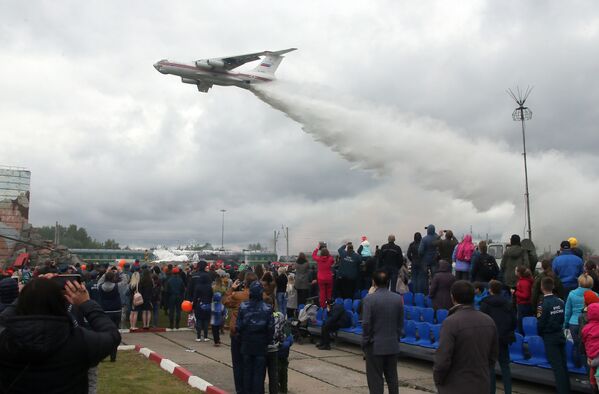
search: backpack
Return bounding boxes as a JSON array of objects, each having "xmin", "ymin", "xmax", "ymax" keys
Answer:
[
  {"xmin": 479, "ymin": 254, "xmax": 498, "ymax": 280},
  {"xmin": 133, "ymin": 284, "xmax": 144, "ymax": 307}
]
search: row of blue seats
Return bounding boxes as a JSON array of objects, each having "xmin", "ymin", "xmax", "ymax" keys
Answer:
[
  {"xmin": 510, "ymin": 334, "xmax": 586, "ymax": 375},
  {"xmin": 403, "ymin": 292, "xmax": 433, "ymax": 308},
  {"xmin": 405, "ymin": 306, "xmax": 448, "ymax": 324}
]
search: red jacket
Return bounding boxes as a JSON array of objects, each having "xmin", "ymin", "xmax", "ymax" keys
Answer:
[
  {"xmin": 514, "ymin": 276, "xmax": 533, "ymax": 305},
  {"xmin": 583, "ymin": 303, "xmax": 599, "ymax": 358},
  {"xmin": 312, "ymin": 248, "xmax": 334, "ymax": 282}
]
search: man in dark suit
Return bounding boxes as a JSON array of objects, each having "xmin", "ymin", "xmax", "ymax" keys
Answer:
[{"xmin": 362, "ymin": 269, "xmax": 404, "ymax": 394}]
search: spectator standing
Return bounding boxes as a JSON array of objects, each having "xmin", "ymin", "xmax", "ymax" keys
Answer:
[
  {"xmin": 261, "ymin": 271, "xmax": 276, "ymax": 306},
  {"xmin": 569, "ymin": 237, "xmax": 584, "ymax": 260},
  {"xmin": 438, "ymin": 230, "xmax": 458, "ymax": 266},
  {"xmin": 430, "ymin": 260, "xmax": 456, "ymax": 310},
  {"xmin": 480, "ymin": 280, "xmax": 517, "ymax": 394},
  {"xmin": 337, "ymin": 242, "xmax": 361, "ymax": 299},
  {"xmin": 312, "ymin": 246, "xmax": 335, "ymax": 307},
  {"xmin": 379, "ymin": 235, "xmax": 404, "ymax": 293},
  {"xmin": 552, "ymin": 240, "xmax": 583, "ymax": 297},
  {"xmin": 236, "ymin": 281, "xmax": 274, "ymax": 394},
  {"xmin": 98, "ymin": 271, "xmax": 122, "ymax": 362},
  {"xmin": 471, "ymin": 241, "xmax": 500, "ymax": 284},
  {"xmin": 317, "ymin": 299, "xmax": 351, "ymax": 350},
  {"xmin": 275, "ymin": 267, "xmax": 288, "ymax": 315},
  {"xmin": 586, "ymin": 260, "xmax": 599, "ymax": 293},
  {"xmin": 293, "ymin": 253, "xmax": 311, "ymax": 306},
  {"xmin": 500, "ymin": 235, "xmax": 529, "ymax": 288},
  {"xmin": 224, "ymin": 271, "xmax": 255, "ymax": 393},
  {"xmin": 453, "ymin": 234, "xmax": 475, "ymax": 281},
  {"xmin": 433, "ymin": 281, "xmax": 498, "ymax": 394},
  {"xmin": 129, "ymin": 271, "xmax": 141, "ymax": 330},
  {"xmin": 266, "ymin": 311, "xmax": 286, "ymax": 394},
  {"xmin": 419, "ymin": 224, "xmax": 440, "ymax": 277},
  {"xmin": 521, "ymin": 238, "xmax": 539, "ymax": 274},
  {"xmin": 514, "ymin": 267, "xmax": 534, "ymax": 334},
  {"xmin": 0, "ymin": 278, "xmax": 121, "ymax": 393},
  {"xmin": 165, "ymin": 267, "xmax": 186, "ymax": 330},
  {"xmin": 138, "ymin": 269, "xmax": 154, "ymax": 330},
  {"xmin": 362, "ymin": 269, "xmax": 404, "ymax": 394},
  {"xmin": 210, "ymin": 292, "xmax": 226, "ymax": 346},
  {"xmin": 408, "ymin": 232, "xmax": 427, "ymax": 294},
  {"xmin": 531, "ymin": 260, "xmax": 565, "ymax": 309},
  {"xmin": 0, "ymin": 277, "xmax": 18, "ymax": 313},
  {"xmin": 536, "ymin": 277, "xmax": 570, "ymax": 394},
  {"xmin": 564, "ymin": 273, "xmax": 596, "ymax": 368},
  {"xmin": 151, "ymin": 266, "xmax": 162, "ymax": 328},
  {"xmin": 193, "ymin": 273, "xmax": 213, "ymax": 342},
  {"xmin": 582, "ymin": 302, "xmax": 599, "ymax": 393},
  {"xmin": 277, "ymin": 331, "xmax": 293, "ymax": 394},
  {"xmin": 286, "ymin": 273, "xmax": 298, "ymax": 318}
]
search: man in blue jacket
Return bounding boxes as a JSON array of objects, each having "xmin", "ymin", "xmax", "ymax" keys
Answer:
[
  {"xmin": 419, "ymin": 225, "xmax": 440, "ymax": 278},
  {"xmin": 553, "ymin": 240, "xmax": 583, "ymax": 297},
  {"xmin": 236, "ymin": 281, "xmax": 274, "ymax": 394},
  {"xmin": 337, "ymin": 243, "xmax": 362, "ymax": 299}
]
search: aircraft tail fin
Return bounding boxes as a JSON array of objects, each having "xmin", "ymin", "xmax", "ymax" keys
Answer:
[{"xmin": 253, "ymin": 48, "xmax": 296, "ymax": 76}]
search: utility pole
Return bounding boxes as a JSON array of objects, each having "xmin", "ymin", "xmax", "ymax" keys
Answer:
[
  {"xmin": 508, "ymin": 86, "xmax": 534, "ymax": 241},
  {"xmin": 54, "ymin": 221, "xmax": 60, "ymax": 245},
  {"xmin": 283, "ymin": 226, "xmax": 289, "ymax": 258},
  {"xmin": 220, "ymin": 209, "xmax": 226, "ymax": 250},
  {"xmin": 274, "ymin": 230, "xmax": 280, "ymax": 255}
]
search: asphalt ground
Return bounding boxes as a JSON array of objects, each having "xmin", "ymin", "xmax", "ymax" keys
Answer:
[{"xmin": 121, "ymin": 329, "xmax": 554, "ymax": 394}]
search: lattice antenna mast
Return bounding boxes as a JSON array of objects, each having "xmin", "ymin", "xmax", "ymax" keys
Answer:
[{"xmin": 507, "ymin": 86, "xmax": 534, "ymax": 241}]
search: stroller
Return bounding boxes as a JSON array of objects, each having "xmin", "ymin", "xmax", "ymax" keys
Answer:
[{"xmin": 290, "ymin": 302, "xmax": 319, "ymax": 344}]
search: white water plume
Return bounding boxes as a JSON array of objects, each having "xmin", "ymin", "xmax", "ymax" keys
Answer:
[{"xmin": 251, "ymin": 81, "xmax": 599, "ymax": 246}]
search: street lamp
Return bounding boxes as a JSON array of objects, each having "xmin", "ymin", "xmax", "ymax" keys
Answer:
[
  {"xmin": 507, "ymin": 86, "xmax": 533, "ymax": 241},
  {"xmin": 220, "ymin": 209, "xmax": 226, "ymax": 250}
]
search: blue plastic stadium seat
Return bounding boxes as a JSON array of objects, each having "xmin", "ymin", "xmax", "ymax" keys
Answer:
[
  {"xmin": 436, "ymin": 309, "xmax": 448, "ymax": 324},
  {"xmin": 565, "ymin": 340, "xmax": 587, "ymax": 374},
  {"xmin": 422, "ymin": 308, "xmax": 435, "ymax": 324},
  {"xmin": 343, "ymin": 299, "xmax": 353, "ymax": 312},
  {"xmin": 414, "ymin": 293, "xmax": 425, "ymax": 308},
  {"xmin": 403, "ymin": 292, "xmax": 414, "ymax": 306},
  {"xmin": 298, "ymin": 304, "xmax": 305, "ymax": 312},
  {"xmin": 412, "ymin": 306, "xmax": 424, "ymax": 322},
  {"xmin": 522, "ymin": 316, "xmax": 538, "ymax": 337},
  {"xmin": 315, "ymin": 308, "xmax": 324, "ymax": 327},
  {"xmin": 352, "ymin": 299, "xmax": 361, "ymax": 312},
  {"xmin": 401, "ymin": 320, "xmax": 418, "ymax": 344},
  {"xmin": 335, "ymin": 298, "xmax": 343, "ymax": 305},
  {"xmin": 340, "ymin": 310, "xmax": 355, "ymax": 333},
  {"xmin": 415, "ymin": 322, "xmax": 432, "ymax": 347},
  {"xmin": 429, "ymin": 324, "xmax": 441, "ymax": 349},
  {"xmin": 360, "ymin": 289, "xmax": 368, "ymax": 299},
  {"xmin": 509, "ymin": 333, "xmax": 525, "ymax": 362},
  {"xmin": 513, "ymin": 335, "xmax": 549, "ymax": 366},
  {"xmin": 425, "ymin": 296, "xmax": 433, "ymax": 308}
]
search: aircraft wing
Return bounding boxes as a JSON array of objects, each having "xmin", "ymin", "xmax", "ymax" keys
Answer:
[{"xmin": 209, "ymin": 48, "xmax": 297, "ymax": 70}]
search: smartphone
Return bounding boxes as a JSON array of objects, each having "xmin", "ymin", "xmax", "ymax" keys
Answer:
[{"xmin": 52, "ymin": 274, "xmax": 82, "ymax": 287}]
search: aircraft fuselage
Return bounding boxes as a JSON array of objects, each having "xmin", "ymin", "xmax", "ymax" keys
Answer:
[{"xmin": 153, "ymin": 59, "xmax": 272, "ymax": 89}]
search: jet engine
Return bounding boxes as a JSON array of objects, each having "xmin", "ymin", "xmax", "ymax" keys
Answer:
[
  {"xmin": 195, "ymin": 58, "xmax": 225, "ymax": 69},
  {"xmin": 181, "ymin": 78, "xmax": 198, "ymax": 84}
]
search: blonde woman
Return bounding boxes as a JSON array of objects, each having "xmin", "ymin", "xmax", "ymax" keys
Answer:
[
  {"xmin": 129, "ymin": 270, "xmax": 141, "ymax": 329},
  {"xmin": 286, "ymin": 273, "xmax": 298, "ymax": 318}
]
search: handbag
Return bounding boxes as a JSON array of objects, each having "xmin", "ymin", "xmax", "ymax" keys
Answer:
[{"xmin": 133, "ymin": 284, "xmax": 144, "ymax": 307}]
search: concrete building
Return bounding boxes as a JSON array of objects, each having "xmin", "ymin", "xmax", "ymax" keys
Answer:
[{"xmin": 0, "ymin": 166, "xmax": 31, "ymax": 262}]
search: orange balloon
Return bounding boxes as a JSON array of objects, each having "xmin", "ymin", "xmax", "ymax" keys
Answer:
[
  {"xmin": 81, "ymin": 264, "xmax": 87, "ymax": 271},
  {"xmin": 118, "ymin": 259, "xmax": 126, "ymax": 268},
  {"xmin": 181, "ymin": 300, "xmax": 193, "ymax": 313}
]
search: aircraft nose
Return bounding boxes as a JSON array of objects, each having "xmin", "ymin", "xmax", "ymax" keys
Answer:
[{"xmin": 153, "ymin": 62, "xmax": 161, "ymax": 71}]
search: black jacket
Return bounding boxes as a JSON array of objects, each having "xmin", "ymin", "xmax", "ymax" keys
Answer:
[
  {"xmin": 0, "ymin": 300, "xmax": 121, "ymax": 394},
  {"xmin": 186, "ymin": 271, "xmax": 212, "ymax": 301},
  {"xmin": 471, "ymin": 253, "xmax": 499, "ymax": 283},
  {"xmin": 480, "ymin": 294, "xmax": 516, "ymax": 346},
  {"xmin": 379, "ymin": 242, "xmax": 403, "ymax": 272}
]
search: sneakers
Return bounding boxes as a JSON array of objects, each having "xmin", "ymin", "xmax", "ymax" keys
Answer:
[
  {"xmin": 203, "ymin": 338, "xmax": 211, "ymax": 342},
  {"xmin": 196, "ymin": 337, "xmax": 202, "ymax": 342}
]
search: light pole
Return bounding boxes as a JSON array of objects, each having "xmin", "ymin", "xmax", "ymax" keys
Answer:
[
  {"xmin": 508, "ymin": 86, "xmax": 533, "ymax": 240},
  {"xmin": 220, "ymin": 209, "xmax": 226, "ymax": 250}
]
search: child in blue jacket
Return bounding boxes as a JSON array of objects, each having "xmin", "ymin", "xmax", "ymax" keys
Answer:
[{"xmin": 210, "ymin": 292, "xmax": 227, "ymax": 346}]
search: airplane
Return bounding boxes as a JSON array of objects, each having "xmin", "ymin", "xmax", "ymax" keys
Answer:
[{"xmin": 153, "ymin": 48, "xmax": 297, "ymax": 93}]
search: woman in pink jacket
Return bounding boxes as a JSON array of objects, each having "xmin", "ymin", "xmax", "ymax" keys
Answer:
[
  {"xmin": 582, "ymin": 302, "xmax": 599, "ymax": 391},
  {"xmin": 312, "ymin": 246, "xmax": 334, "ymax": 307}
]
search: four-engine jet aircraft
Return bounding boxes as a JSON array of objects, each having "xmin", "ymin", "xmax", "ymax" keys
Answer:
[{"xmin": 154, "ymin": 48, "xmax": 297, "ymax": 93}]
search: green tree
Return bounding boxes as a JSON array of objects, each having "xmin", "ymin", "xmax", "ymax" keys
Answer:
[
  {"xmin": 248, "ymin": 243, "xmax": 263, "ymax": 251},
  {"xmin": 34, "ymin": 224, "xmax": 121, "ymax": 249}
]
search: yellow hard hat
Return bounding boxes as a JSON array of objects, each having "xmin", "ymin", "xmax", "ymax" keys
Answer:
[{"xmin": 568, "ymin": 237, "xmax": 578, "ymax": 248}]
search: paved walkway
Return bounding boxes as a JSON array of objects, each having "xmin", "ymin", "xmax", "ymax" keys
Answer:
[{"xmin": 121, "ymin": 329, "xmax": 552, "ymax": 394}]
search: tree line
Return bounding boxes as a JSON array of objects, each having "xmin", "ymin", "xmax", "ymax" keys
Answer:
[{"xmin": 35, "ymin": 224, "xmax": 121, "ymax": 249}]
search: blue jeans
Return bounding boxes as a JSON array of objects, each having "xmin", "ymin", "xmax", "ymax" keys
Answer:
[
  {"xmin": 276, "ymin": 292, "xmax": 287, "ymax": 315},
  {"xmin": 243, "ymin": 354, "xmax": 267, "ymax": 394},
  {"xmin": 570, "ymin": 324, "xmax": 583, "ymax": 369}
]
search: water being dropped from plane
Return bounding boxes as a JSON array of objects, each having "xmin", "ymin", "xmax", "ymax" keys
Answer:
[{"xmin": 251, "ymin": 81, "xmax": 599, "ymax": 243}]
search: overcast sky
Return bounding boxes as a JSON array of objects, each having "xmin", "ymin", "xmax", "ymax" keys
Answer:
[{"xmin": 1, "ymin": 1, "xmax": 598, "ymax": 253}]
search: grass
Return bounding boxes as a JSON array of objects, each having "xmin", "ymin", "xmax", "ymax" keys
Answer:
[{"xmin": 97, "ymin": 350, "xmax": 198, "ymax": 394}]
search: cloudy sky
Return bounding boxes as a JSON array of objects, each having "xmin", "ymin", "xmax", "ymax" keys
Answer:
[{"xmin": 1, "ymin": 1, "xmax": 598, "ymax": 253}]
